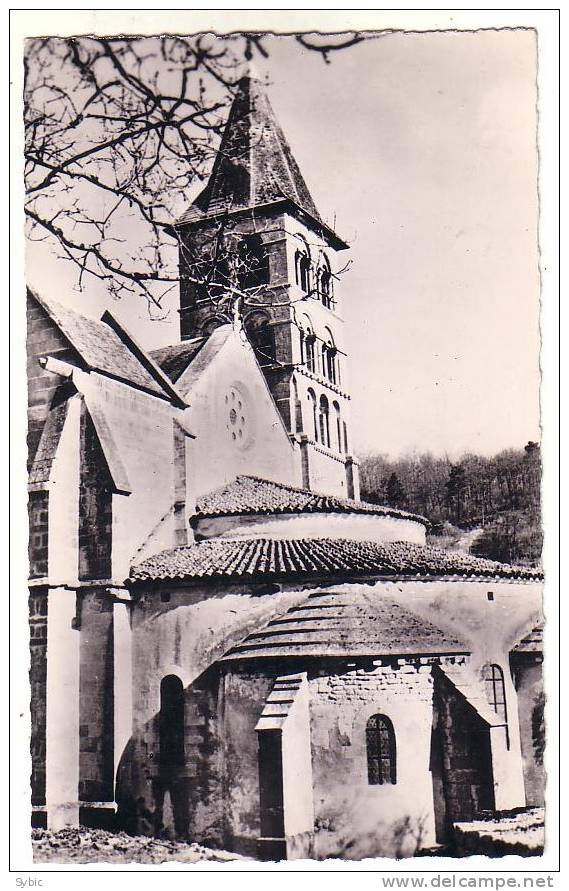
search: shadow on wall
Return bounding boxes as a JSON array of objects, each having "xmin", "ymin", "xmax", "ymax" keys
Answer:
[
  {"xmin": 313, "ymin": 792, "xmax": 430, "ymax": 860},
  {"xmin": 114, "ymin": 666, "xmax": 226, "ymax": 847}
]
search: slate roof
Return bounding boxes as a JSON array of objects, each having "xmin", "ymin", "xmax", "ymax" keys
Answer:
[
  {"xmin": 176, "ymin": 75, "xmax": 346, "ymax": 247},
  {"xmin": 129, "ymin": 537, "xmax": 542, "ymax": 584},
  {"xmin": 220, "ymin": 589, "xmax": 468, "ymax": 660},
  {"xmin": 195, "ymin": 475, "xmax": 430, "ymax": 526},
  {"xmin": 30, "ymin": 290, "xmax": 177, "ymax": 401},
  {"xmin": 151, "ymin": 326, "xmax": 232, "ymax": 392},
  {"xmin": 511, "ymin": 623, "xmax": 544, "ymax": 654},
  {"xmin": 150, "ymin": 338, "xmax": 207, "ymax": 384}
]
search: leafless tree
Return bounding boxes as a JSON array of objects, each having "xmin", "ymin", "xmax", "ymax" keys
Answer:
[{"xmin": 24, "ymin": 32, "xmax": 378, "ymax": 316}]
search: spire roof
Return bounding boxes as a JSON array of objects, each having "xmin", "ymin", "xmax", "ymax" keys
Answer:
[{"xmin": 177, "ymin": 75, "xmax": 345, "ymax": 246}]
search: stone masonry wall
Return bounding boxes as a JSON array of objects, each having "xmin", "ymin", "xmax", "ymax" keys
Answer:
[
  {"xmin": 28, "ymin": 490, "xmax": 49, "ymax": 579},
  {"xmin": 78, "ymin": 589, "xmax": 115, "ymax": 806},
  {"xmin": 179, "ymin": 211, "xmax": 290, "ymax": 342},
  {"xmin": 433, "ymin": 670, "xmax": 495, "ymax": 834},
  {"xmin": 29, "ymin": 588, "xmax": 48, "ymax": 815},
  {"xmin": 78, "ymin": 410, "xmax": 113, "ymax": 581},
  {"xmin": 308, "ymin": 660, "xmax": 438, "ymax": 860}
]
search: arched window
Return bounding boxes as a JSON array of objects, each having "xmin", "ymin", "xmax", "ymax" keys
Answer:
[
  {"xmin": 295, "ymin": 238, "xmax": 311, "ymax": 295},
  {"xmin": 291, "ymin": 377, "xmax": 302, "ymax": 434},
  {"xmin": 300, "ymin": 321, "xmax": 316, "ymax": 373},
  {"xmin": 319, "ymin": 394, "xmax": 330, "ymax": 448},
  {"xmin": 322, "ymin": 328, "xmax": 337, "ymax": 384},
  {"xmin": 307, "ymin": 389, "xmax": 318, "ymax": 441},
  {"xmin": 159, "ymin": 675, "xmax": 185, "ymax": 768},
  {"xmin": 482, "ymin": 664, "xmax": 507, "ymax": 722},
  {"xmin": 321, "ymin": 342, "xmax": 328, "ymax": 379},
  {"xmin": 317, "ymin": 254, "xmax": 333, "ymax": 308},
  {"xmin": 343, "ymin": 421, "xmax": 349, "ymax": 455},
  {"xmin": 245, "ymin": 312, "xmax": 275, "ymax": 367},
  {"xmin": 333, "ymin": 401, "xmax": 342, "ymax": 453},
  {"xmin": 366, "ymin": 714, "xmax": 396, "ymax": 785},
  {"xmin": 237, "ymin": 234, "xmax": 269, "ymax": 289}
]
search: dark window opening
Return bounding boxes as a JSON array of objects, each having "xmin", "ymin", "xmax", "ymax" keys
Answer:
[
  {"xmin": 238, "ymin": 234, "xmax": 270, "ymax": 289},
  {"xmin": 366, "ymin": 714, "xmax": 396, "ymax": 785},
  {"xmin": 322, "ymin": 344, "xmax": 337, "ymax": 384},
  {"xmin": 304, "ymin": 333, "xmax": 316, "ymax": 373},
  {"xmin": 245, "ymin": 312, "xmax": 275, "ymax": 367},
  {"xmin": 196, "ymin": 254, "xmax": 231, "ymax": 302},
  {"xmin": 317, "ymin": 257, "xmax": 333, "ymax": 308},
  {"xmin": 318, "ymin": 395, "xmax": 330, "ymax": 448},
  {"xmin": 159, "ymin": 675, "xmax": 185, "ymax": 768},
  {"xmin": 333, "ymin": 401, "xmax": 342, "ymax": 453},
  {"xmin": 295, "ymin": 250, "xmax": 311, "ymax": 294}
]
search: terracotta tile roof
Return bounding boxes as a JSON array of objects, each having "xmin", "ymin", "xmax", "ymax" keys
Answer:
[
  {"xmin": 221, "ymin": 590, "xmax": 468, "ymax": 660},
  {"xmin": 511, "ymin": 623, "xmax": 544, "ymax": 654},
  {"xmin": 195, "ymin": 475, "xmax": 430, "ymax": 526},
  {"xmin": 129, "ymin": 537, "xmax": 542, "ymax": 584},
  {"xmin": 150, "ymin": 338, "xmax": 207, "ymax": 383},
  {"xmin": 30, "ymin": 290, "xmax": 172, "ymax": 399}
]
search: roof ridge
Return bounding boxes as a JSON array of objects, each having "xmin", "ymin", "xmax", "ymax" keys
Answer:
[{"xmin": 196, "ymin": 474, "xmax": 430, "ymax": 526}]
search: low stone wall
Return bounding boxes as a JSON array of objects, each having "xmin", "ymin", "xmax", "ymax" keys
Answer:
[{"xmin": 453, "ymin": 808, "xmax": 544, "ymax": 857}]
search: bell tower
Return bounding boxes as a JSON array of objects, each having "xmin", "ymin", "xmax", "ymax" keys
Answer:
[{"xmin": 173, "ymin": 73, "xmax": 359, "ymax": 499}]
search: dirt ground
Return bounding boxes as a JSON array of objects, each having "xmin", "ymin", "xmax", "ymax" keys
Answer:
[{"xmin": 32, "ymin": 827, "xmax": 245, "ymax": 864}]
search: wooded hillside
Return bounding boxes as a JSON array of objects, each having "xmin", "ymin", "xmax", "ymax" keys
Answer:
[{"xmin": 359, "ymin": 442, "xmax": 542, "ymax": 566}]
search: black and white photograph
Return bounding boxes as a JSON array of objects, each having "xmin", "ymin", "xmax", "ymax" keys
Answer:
[{"xmin": 11, "ymin": 9, "xmax": 559, "ymax": 873}]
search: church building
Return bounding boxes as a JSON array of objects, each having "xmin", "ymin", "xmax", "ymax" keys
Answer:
[{"xmin": 27, "ymin": 73, "xmax": 544, "ymax": 860}]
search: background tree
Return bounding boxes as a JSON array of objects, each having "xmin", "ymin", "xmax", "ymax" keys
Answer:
[
  {"xmin": 359, "ymin": 442, "xmax": 542, "ymax": 566},
  {"xmin": 385, "ymin": 472, "xmax": 407, "ymax": 508}
]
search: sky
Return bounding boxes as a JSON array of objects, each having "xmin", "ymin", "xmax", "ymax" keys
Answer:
[{"xmin": 25, "ymin": 29, "xmax": 542, "ymax": 460}]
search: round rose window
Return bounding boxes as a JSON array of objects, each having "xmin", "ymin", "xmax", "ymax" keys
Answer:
[{"xmin": 224, "ymin": 386, "xmax": 250, "ymax": 447}]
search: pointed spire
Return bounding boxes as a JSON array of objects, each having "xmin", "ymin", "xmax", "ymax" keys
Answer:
[{"xmin": 181, "ymin": 73, "xmax": 323, "ymax": 225}]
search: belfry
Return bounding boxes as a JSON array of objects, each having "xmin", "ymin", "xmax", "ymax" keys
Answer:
[{"xmin": 173, "ymin": 73, "xmax": 359, "ymax": 498}]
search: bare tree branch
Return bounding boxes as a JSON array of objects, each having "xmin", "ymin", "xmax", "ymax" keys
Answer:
[{"xmin": 24, "ymin": 32, "xmax": 376, "ymax": 311}]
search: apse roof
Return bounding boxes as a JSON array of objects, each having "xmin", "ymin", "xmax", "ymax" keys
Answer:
[
  {"xmin": 220, "ymin": 589, "xmax": 469, "ymax": 660},
  {"xmin": 194, "ymin": 475, "xmax": 430, "ymax": 526},
  {"xmin": 129, "ymin": 536, "xmax": 542, "ymax": 584}
]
